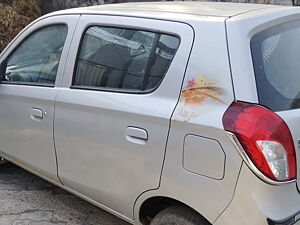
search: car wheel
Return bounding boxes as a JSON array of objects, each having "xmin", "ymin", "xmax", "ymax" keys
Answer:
[{"xmin": 150, "ymin": 206, "xmax": 210, "ymax": 225}]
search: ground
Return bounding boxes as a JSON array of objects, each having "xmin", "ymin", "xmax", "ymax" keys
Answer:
[{"xmin": 0, "ymin": 163, "xmax": 130, "ymax": 225}]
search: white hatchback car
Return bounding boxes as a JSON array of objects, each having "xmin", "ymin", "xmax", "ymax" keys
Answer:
[{"xmin": 0, "ymin": 2, "xmax": 300, "ymax": 225}]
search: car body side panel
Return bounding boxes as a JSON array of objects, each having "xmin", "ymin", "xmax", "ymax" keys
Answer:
[
  {"xmin": 214, "ymin": 163, "xmax": 300, "ymax": 225},
  {"xmin": 54, "ymin": 15, "xmax": 194, "ymax": 219},
  {"xmin": 0, "ymin": 15, "xmax": 79, "ymax": 182},
  {"xmin": 135, "ymin": 18, "xmax": 242, "ymax": 224},
  {"xmin": 226, "ymin": 7, "xmax": 300, "ymax": 104},
  {"xmin": 1, "ymin": 5, "xmax": 300, "ymax": 225}
]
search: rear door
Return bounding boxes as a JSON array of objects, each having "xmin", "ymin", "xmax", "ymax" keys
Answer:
[
  {"xmin": 0, "ymin": 15, "xmax": 79, "ymax": 182},
  {"xmin": 54, "ymin": 15, "xmax": 194, "ymax": 218}
]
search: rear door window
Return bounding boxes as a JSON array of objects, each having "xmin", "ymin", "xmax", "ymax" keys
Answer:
[
  {"xmin": 251, "ymin": 20, "xmax": 300, "ymax": 111},
  {"xmin": 73, "ymin": 26, "xmax": 180, "ymax": 92}
]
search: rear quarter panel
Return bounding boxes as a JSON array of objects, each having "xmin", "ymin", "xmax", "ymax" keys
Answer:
[
  {"xmin": 226, "ymin": 6, "xmax": 300, "ymax": 194},
  {"xmin": 135, "ymin": 17, "xmax": 243, "ymax": 224},
  {"xmin": 226, "ymin": 7, "xmax": 300, "ymax": 103}
]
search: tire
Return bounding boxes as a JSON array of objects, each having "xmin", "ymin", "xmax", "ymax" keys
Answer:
[{"xmin": 150, "ymin": 206, "xmax": 210, "ymax": 225}]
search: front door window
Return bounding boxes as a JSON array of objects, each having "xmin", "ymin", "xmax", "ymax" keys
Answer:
[{"xmin": 1, "ymin": 25, "xmax": 68, "ymax": 85}]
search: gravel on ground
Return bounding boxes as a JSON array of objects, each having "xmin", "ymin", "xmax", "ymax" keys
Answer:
[{"xmin": 0, "ymin": 163, "xmax": 130, "ymax": 225}]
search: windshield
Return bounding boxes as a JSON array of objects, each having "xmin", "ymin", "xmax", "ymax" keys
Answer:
[{"xmin": 251, "ymin": 20, "xmax": 300, "ymax": 111}]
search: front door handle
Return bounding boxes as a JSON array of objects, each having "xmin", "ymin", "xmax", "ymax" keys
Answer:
[
  {"xmin": 126, "ymin": 127, "xmax": 148, "ymax": 145},
  {"xmin": 31, "ymin": 108, "xmax": 43, "ymax": 120}
]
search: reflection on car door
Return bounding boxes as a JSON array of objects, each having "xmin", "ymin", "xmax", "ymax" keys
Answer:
[
  {"xmin": 54, "ymin": 15, "xmax": 194, "ymax": 219},
  {"xmin": 0, "ymin": 15, "xmax": 79, "ymax": 182}
]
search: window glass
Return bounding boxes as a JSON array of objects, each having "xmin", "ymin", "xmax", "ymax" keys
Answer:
[
  {"xmin": 2, "ymin": 25, "xmax": 68, "ymax": 85},
  {"xmin": 147, "ymin": 34, "xmax": 180, "ymax": 90},
  {"xmin": 74, "ymin": 26, "xmax": 179, "ymax": 91},
  {"xmin": 251, "ymin": 20, "xmax": 300, "ymax": 111}
]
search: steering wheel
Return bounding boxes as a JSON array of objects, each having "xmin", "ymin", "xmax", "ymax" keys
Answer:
[{"xmin": 5, "ymin": 72, "xmax": 23, "ymax": 82}]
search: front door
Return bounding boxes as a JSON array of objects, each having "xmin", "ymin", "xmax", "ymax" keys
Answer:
[
  {"xmin": 54, "ymin": 15, "xmax": 194, "ymax": 218},
  {"xmin": 0, "ymin": 15, "xmax": 79, "ymax": 182}
]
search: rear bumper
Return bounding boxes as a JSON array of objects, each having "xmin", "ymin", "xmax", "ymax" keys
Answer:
[
  {"xmin": 214, "ymin": 163, "xmax": 300, "ymax": 225},
  {"xmin": 267, "ymin": 213, "xmax": 300, "ymax": 225}
]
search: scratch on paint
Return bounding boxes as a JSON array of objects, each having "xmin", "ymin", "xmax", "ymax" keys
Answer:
[
  {"xmin": 177, "ymin": 74, "xmax": 225, "ymax": 122},
  {"xmin": 180, "ymin": 75, "xmax": 225, "ymax": 105}
]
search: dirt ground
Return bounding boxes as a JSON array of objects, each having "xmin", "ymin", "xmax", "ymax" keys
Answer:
[{"xmin": 0, "ymin": 162, "xmax": 130, "ymax": 225}]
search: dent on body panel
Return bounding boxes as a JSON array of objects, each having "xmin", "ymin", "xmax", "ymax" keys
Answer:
[{"xmin": 175, "ymin": 74, "xmax": 227, "ymax": 122}]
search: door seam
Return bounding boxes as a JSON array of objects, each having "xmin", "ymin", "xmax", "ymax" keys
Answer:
[{"xmin": 53, "ymin": 14, "xmax": 82, "ymax": 185}]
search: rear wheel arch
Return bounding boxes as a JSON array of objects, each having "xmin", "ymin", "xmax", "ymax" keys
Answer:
[{"xmin": 138, "ymin": 196, "xmax": 211, "ymax": 225}]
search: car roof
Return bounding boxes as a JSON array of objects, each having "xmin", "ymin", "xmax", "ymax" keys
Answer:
[{"xmin": 51, "ymin": 2, "xmax": 284, "ymax": 18}]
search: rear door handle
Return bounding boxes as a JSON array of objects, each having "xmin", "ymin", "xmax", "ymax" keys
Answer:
[
  {"xmin": 126, "ymin": 127, "xmax": 148, "ymax": 144},
  {"xmin": 31, "ymin": 108, "xmax": 43, "ymax": 120}
]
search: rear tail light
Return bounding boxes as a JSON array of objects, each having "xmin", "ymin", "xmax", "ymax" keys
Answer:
[{"xmin": 223, "ymin": 101, "xmax": 296, "ymax": 182}]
